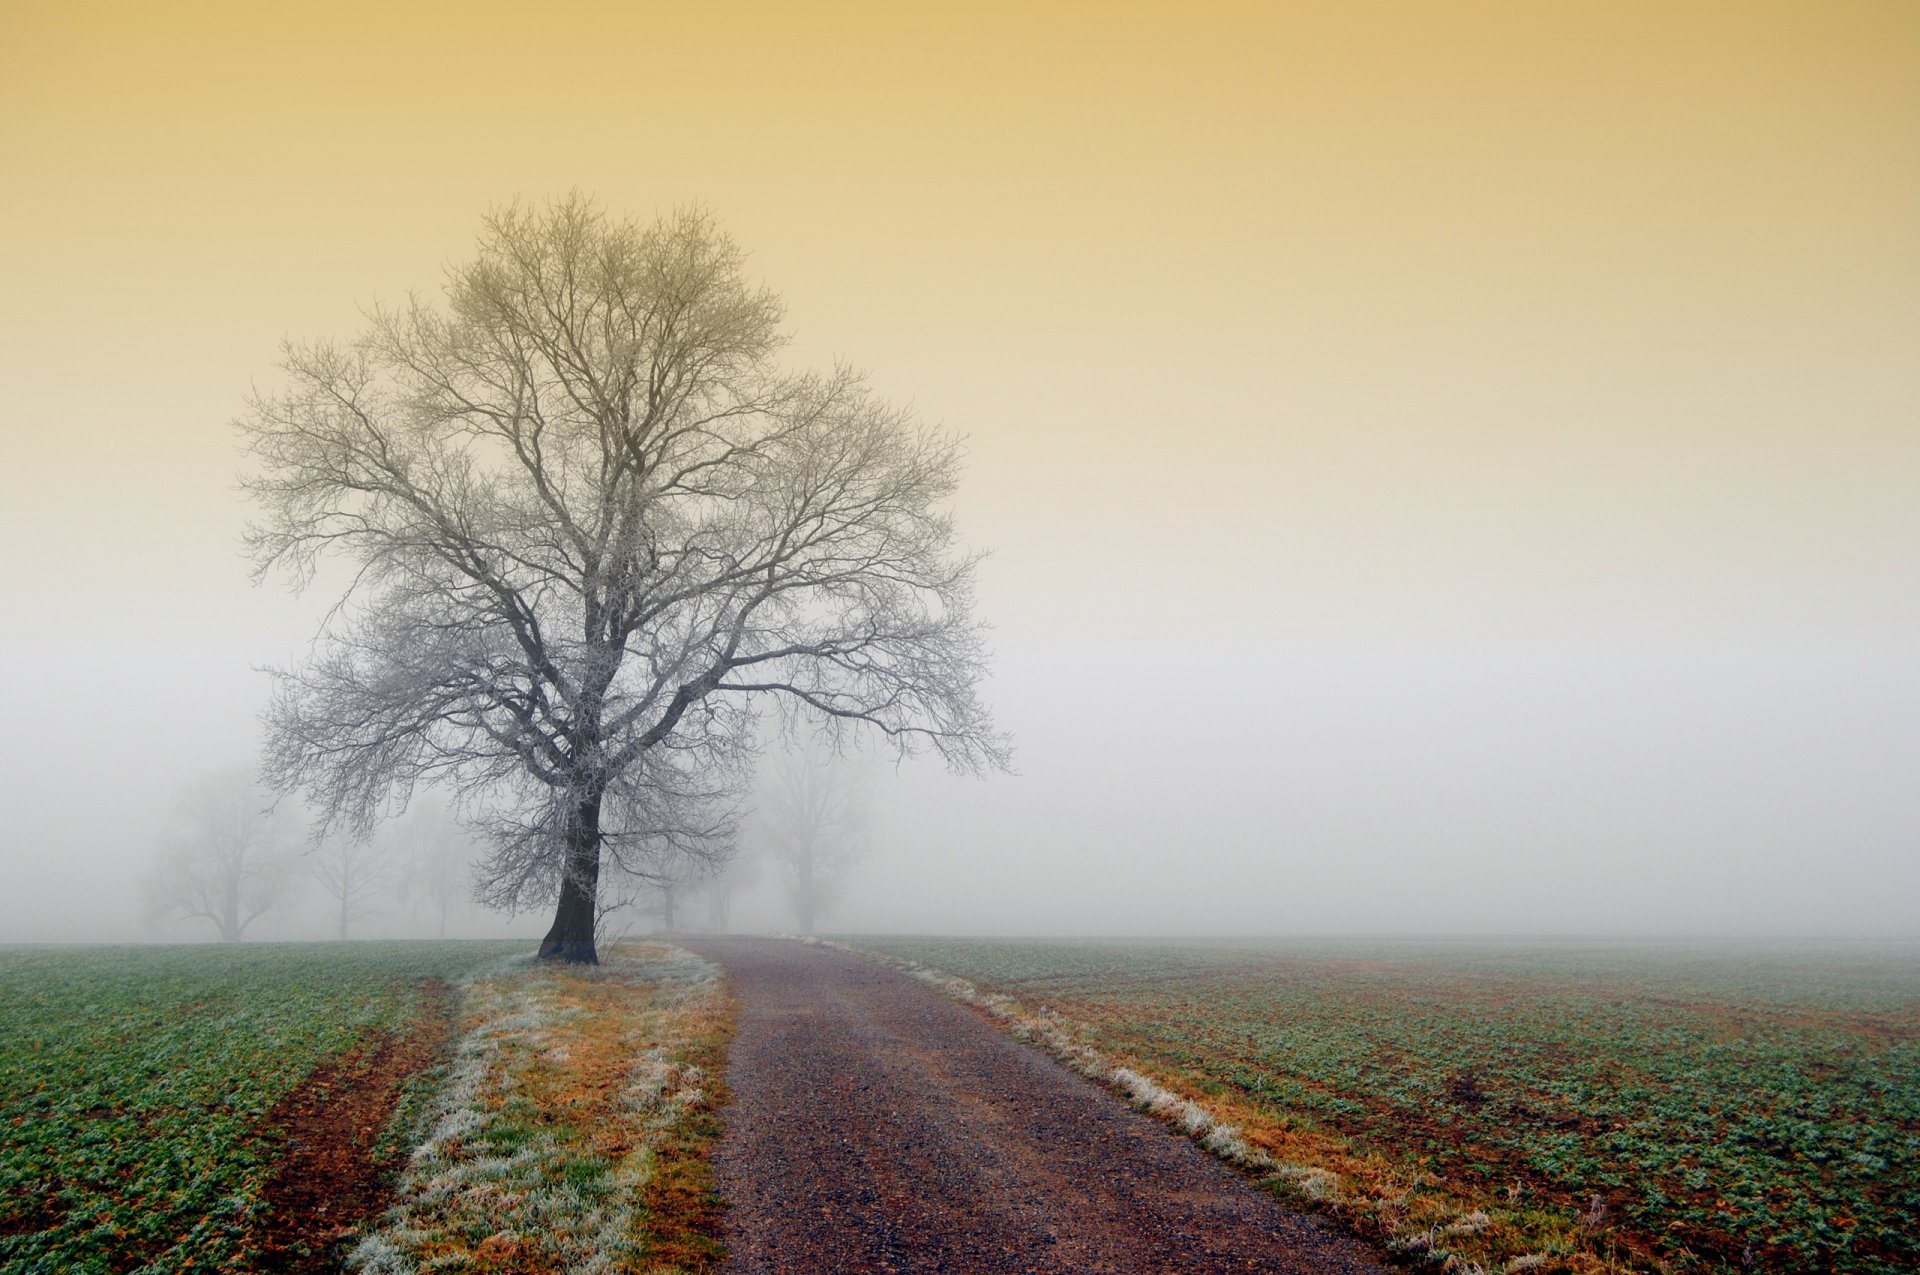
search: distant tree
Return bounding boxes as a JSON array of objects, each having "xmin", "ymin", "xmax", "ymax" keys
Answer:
[
  {"xmin": 650, "ymin": 850, "xmax": 697, "ymax": 934},
  {"xmin": 240, "ymin": 195, "xmax": 1007, "ymax": 963},
  {"xmin": 395, "ymin": 800, "xmax": 470, "ymax": 939},
  {"xmin": 144, "ymin": 769, "xmax": 297, "ymax": 941},
  {"xmin": 649, "ymin": 871, "xmax": 690, "ymax": 935},
  {"xmin": 601, "ymin": 835, "xmax": 717, "ymax": 936},
  {"xmin": 762, "ymin": 742, "xmax": 873, "ymax": 935},
  {"xmin": 699, "ymin": 841, "xmax": 761, "ymax": 932},
  {"xmin": 310, "ymin": 835, "xmax": 386, "ymax": 940}
]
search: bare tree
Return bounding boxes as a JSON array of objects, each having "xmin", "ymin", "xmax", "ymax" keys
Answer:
[
  {"xmin": 699, "ymin": 841, "xmax": 761, "ymax": 932},
  {"xmin": 310, "ymin": 834, "xmax": 386, "ymax": 939},
  {"xmin": 762, "ymin": 741, "xmax": 873, "ymax": 935},
  {"xmin": 144, "ymin": 769, "xmax": 297, "ymax": 941},
  {"xmin": 595, "ymin": 828, "xmax": 719, "ymax": 935},
  {"xmin": 241, "ymin": 196, "xmax": 1007, "ymax": 962},
  {"xmin": 395, "ymin": 799, "xmax": 470, "ymax": 939},
  {"xmin": 644, "ymin": 865, "xmax": 694, "ymax": 934}
]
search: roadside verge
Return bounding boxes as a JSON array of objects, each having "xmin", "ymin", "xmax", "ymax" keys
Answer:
[
  {"xmin": 811, "ymin": 938, "xmax": 1607, "ymax": 1275},
  {"xmin": 349, "ymin": 944, "xmax": 733, "ymax": 1275}
]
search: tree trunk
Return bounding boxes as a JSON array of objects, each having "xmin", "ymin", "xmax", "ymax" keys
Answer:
[
  {"xmin": 538, "ymin": 790, "xmax": 603, "ymax": 963},
  {"xmin": 661, "ymin": 883, "xmax": 677, "ymax": 934}
]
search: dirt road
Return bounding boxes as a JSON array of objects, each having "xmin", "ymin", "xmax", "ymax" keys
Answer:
[{"xmin": 685, "ymin": 938, "xmax": 1389, "ymax": 1275}]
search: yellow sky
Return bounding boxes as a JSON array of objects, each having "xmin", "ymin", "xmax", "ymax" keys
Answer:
[
  {"xmin": 3, "ymin": 0, "xmax": 1915, "ymax": 660},
  {"xmin": 1, "ymin": 1, "xmax": 1916, "ymax": 935},
  {"xmin": 4, "ymin": 1, "xmax": 1913, "ymax": 533}
]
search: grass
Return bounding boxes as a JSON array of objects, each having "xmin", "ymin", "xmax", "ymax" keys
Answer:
[
  {"xmin": 349, "ymin": 942, "xmax": 733, "ymax": 1275},
  {"xmin": 0, "ymin": 940, "xmax": 524, "ymax": 1274},
  {"xmin": 841, "ymin": 937, "xmax": 1920, "ymax": 1275},
  {"xmin": 0, "ymin": 939, "xmax": 734, "ymax": 1275}
]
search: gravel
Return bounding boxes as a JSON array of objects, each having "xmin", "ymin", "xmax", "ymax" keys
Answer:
[{"xmin": 686, "ymin": 938, "xmax": 1391, "ymax": 1275}]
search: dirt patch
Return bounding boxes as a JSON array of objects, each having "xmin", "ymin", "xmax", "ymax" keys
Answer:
[
  {"xmin": 253, "ymin": 979, "xmax": 457, "ymax": 1274},
  {"xmin": 0, "ymin": 1196, "xmax": 61, "ymax": 1242}
]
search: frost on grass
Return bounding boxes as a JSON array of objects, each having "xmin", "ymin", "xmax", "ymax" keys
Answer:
[{"xmin": 350, "ymin": 945, "xmax": 726, "ymax": 1274}]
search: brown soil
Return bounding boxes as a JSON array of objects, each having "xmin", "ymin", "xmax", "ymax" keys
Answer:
[
  {"xmin": 686, "ymin": 939, "xmax": 1391, "ymax": 1275},
  {"xmin": 253, "ymin": 979, "xmax": 457, "ymax": 1274}
]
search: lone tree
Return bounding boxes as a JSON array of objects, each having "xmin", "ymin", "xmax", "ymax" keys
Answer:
[
  {"xmin": 144, "ymin": 769, "xmax": 298, "ymax": 942},
  {"xmin": 762, "ymin": 741, "xmax": 874, "ymax": 935},
  {"xmin": 242, "ymin": 196, "xmax": 1007, "ymax": 962}
]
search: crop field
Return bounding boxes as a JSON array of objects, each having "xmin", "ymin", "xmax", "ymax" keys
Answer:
[
  {"xmin": 852, "ymin": 938, "xmax": 1920, "ymax": 1274},
  {"xmin": 1, "ymin": 939, "xmax": 731, "ymax": 1275},
  {"xmin": 0, "ymin": 940, "xmax": 528, "ymax": 1273}
]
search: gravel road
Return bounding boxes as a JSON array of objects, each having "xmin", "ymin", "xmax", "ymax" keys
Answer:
[{"xmin": 684, "ymin": 938, "xmax": 1390, "ymax": 1275}]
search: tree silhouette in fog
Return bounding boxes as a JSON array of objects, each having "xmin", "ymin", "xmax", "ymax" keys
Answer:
[{"xmin": 241, "ymin": 196, "xmax": 1007, "ymax": 961}]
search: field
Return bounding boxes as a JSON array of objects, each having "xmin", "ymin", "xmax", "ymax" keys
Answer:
[
  {"xmin": 851, "ymin": 938, "xmax": 1920, "ymax": 1274},
  {"xmin": 9, "ymin": 936, "xmax": 1913, "ymax": 1274},
  {"xmin": 0, "ymin": 940, "xmax": 730, "ymax": 1275}
]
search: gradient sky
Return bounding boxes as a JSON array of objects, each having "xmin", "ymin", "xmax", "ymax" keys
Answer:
[{"xmin": 2, "ymin": 1, "xmax": 1915, "ymax": 940}]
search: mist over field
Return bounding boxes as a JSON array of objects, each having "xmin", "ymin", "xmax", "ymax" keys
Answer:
[{"xmin": 2, "ymin": 1, "xmax": 1916, "ymax": 946}]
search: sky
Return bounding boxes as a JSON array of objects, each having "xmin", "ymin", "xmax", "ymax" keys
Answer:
[{"xmin": 1, "ymin": 0, "xmax": 1915, "ymax": 941}]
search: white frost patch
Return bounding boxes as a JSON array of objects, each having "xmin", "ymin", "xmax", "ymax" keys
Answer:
[{"xmin": 1393, "ymin": 1210, "xmax": 1499, "ymax": 1263}]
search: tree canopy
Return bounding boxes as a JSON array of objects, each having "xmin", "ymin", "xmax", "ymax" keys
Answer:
[{"xmin": 242, "ymin": 196, "xmax": 1007, "ymax": 960}]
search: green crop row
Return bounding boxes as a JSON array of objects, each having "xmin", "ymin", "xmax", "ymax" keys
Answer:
[{"xmin": 0, "ymin": 941, "xmax": 525, "ymax": 1274}]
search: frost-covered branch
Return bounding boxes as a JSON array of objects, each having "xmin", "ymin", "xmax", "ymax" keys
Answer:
[{"xmin": 240, "ymin": 195, "xmax": 1009, "ymax": 960}]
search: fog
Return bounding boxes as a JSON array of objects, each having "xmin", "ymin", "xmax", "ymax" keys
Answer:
[{"xmin": 2, "ymin": 2, "xmax": 1915, "ymax": 944}]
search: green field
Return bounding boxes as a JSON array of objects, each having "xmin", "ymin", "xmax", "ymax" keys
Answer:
[
  {"xmin": 9, "ymin": 937, "xmax": 1915, "ymax": 1274},
  {"xmin": 0, "ymin": 941, "xmax": 525, "ymax": 1274},
  {"xmin": 852, "ymin": 937, "xmax": 1920, "ymax": 1274}
]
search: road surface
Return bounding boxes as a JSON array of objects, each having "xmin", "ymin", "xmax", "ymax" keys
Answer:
[{"xmin": 684, "ymin": 938, "xmax": 1389, "ymax": 1275}]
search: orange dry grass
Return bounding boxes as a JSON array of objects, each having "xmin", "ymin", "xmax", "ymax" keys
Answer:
[
  {"xmin": 634, "ymin": 985, "xmax": 734, "ymax": 1274},
  {"xmin": 391, "ymin": 944, "xmax": 734, "ymax": 1275},
  {"xmin": 847, "ymin": 941, "xmax": 1657, "ymax": 1275},
  {"xmin": 1092, "ymin": 1044, "xmax": 1645, "ymax": 1275}
]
